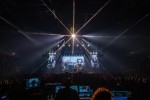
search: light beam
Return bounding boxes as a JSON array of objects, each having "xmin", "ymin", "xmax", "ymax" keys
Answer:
[
  {"xmin": 72, "ymin": 34, "xmax": 76, "ymax": 38},
  {"xmin": 40, "ymin": 0, "xmax": 72, "ymax": 34},
  {"xmin": 75, "ymin": 0, "xmax": 112, "ymax": 35},
  {"xmin": 102, "ymin": 13, "xmax": 149, "ymax": 50},
  {"xmin": 73, "ymin": 0, "xmax": 75, "ymax": 34},
  {"xmin": 0, "ymin": 16, "xmax": 39, "ymax": 46},
  {"xmin": 75, "ymin": 38, "xmax": 91, "ymax": 54},
  {"xmin": 55, "ymin": 37, "xmax": 72, "ymax": 53}
]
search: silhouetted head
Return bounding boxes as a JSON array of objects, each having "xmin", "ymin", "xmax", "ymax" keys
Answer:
[
  {"xmin": 91, "ymin": 87, "xmax": 112, "ymax": 100},
  {"xmin": 63, "ymin": 78, "xmax": 72, "ymax": 87}
]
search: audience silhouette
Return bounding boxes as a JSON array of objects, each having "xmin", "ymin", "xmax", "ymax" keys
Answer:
[
  {"xmin": 55, "ymin": 78, "xmax": 80, "ymax": 100},
  {"xmin": 91, "ymin": 87, "xmax": 112, "ymax": 100}
]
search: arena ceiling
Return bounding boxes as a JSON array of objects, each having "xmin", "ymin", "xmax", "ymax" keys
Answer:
[{"xmin": 0, "ymin": 0, "xmax": 150, "ymax": 57}]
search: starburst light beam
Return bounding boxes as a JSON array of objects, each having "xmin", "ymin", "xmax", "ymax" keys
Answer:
[
  {"xmin": 72, "ymin": 34, "xmax": 76, "ymax": 38},
  {"xmin": 27, "ymin": 32, "xmax": 68, "ymax": 36},
  {"xmin": 71, "ymin": 0, "xmax": 76, "ymax": 55},
  {"xmin": 40, "ymin": 0, "xmax": 72, "ymax": 34},
  {"xmin": 31, "ymin": 58, "xmax": 48, "ymax": 74},
  {"xmin": 73, "ymin": 0, "xmax": 75, "ymax": 34},
  {"xmin": 0, "ymin": 16, "xmax": 38, "ymax": 46},
  {"xmin": 54, "ymin": 37, "xmax": 72, "ymax": 53},
  {"xmin": 75, "ymin": 0, "xmax": 112, "ymax": 35},
  {"xmin": 103, "ymin": 13, "xmax": 149, "ymax": 50},
  {"xmin": 72, "ymin": 37, "xmax": 75, "ymax": 54},
  {"xmin": 75, "ymin": 38, "xmax": 91, "ymax": 54}
]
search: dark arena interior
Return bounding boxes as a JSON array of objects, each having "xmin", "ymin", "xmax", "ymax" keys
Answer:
[{"xmin": 0, "ymin": 0, "xmax": 150, "ymax": 100}]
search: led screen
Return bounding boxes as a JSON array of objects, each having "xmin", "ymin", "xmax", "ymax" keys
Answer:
[
  {"xmin": 55, "ymin": 85, "xmax": 93, "ymax": 99},
  {"xmin": 79, "ymin": 86, "xmax": 93, "ymax": 99},
  {"xmin": 55, "ymin": 85, "xmax": 78, "ymax": 93},
  {"xmin": 25, "ymin": 78, "xmax": 41, "ymax": 90},
  {"xmin": 47, "ymin": 53, "xmax": 56, "ymax": 69},
  {"xmin": 55, "ymin": 86, "xmax": 65, "ymax": 93},
  {"xmin": 112, "ymin": 91, "xmax": 129, "ymax": 100},
  {"xmin": 91, "ymin": 54, "xmax": 99, "ymax": 68},
  {"xmin": 113, "ymin": 97, "xmax": 128, "ymax": 100},
  {"xmin": 62, "ymin": 55, "xmax": 85, "ymax": 72}
]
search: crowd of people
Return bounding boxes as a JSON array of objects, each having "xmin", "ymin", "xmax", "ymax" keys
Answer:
[{"xmin": 0, "ymin": 72, "xmax": 149, "ymax": 100}]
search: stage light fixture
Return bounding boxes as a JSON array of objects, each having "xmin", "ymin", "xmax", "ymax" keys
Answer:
[{"xmin": 72, "ymin": 34, "xmax": 76, "ymax": 38}]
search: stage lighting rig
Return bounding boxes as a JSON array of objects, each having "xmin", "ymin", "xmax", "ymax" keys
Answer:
[{"xmin": 72, "ymin": 34, "xmax": 76, "ymax": 38}]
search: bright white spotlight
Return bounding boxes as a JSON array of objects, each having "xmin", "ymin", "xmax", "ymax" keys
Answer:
[{"xmin": 72, "ymin": 34, "xmax": 76, "ymax": 38}]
